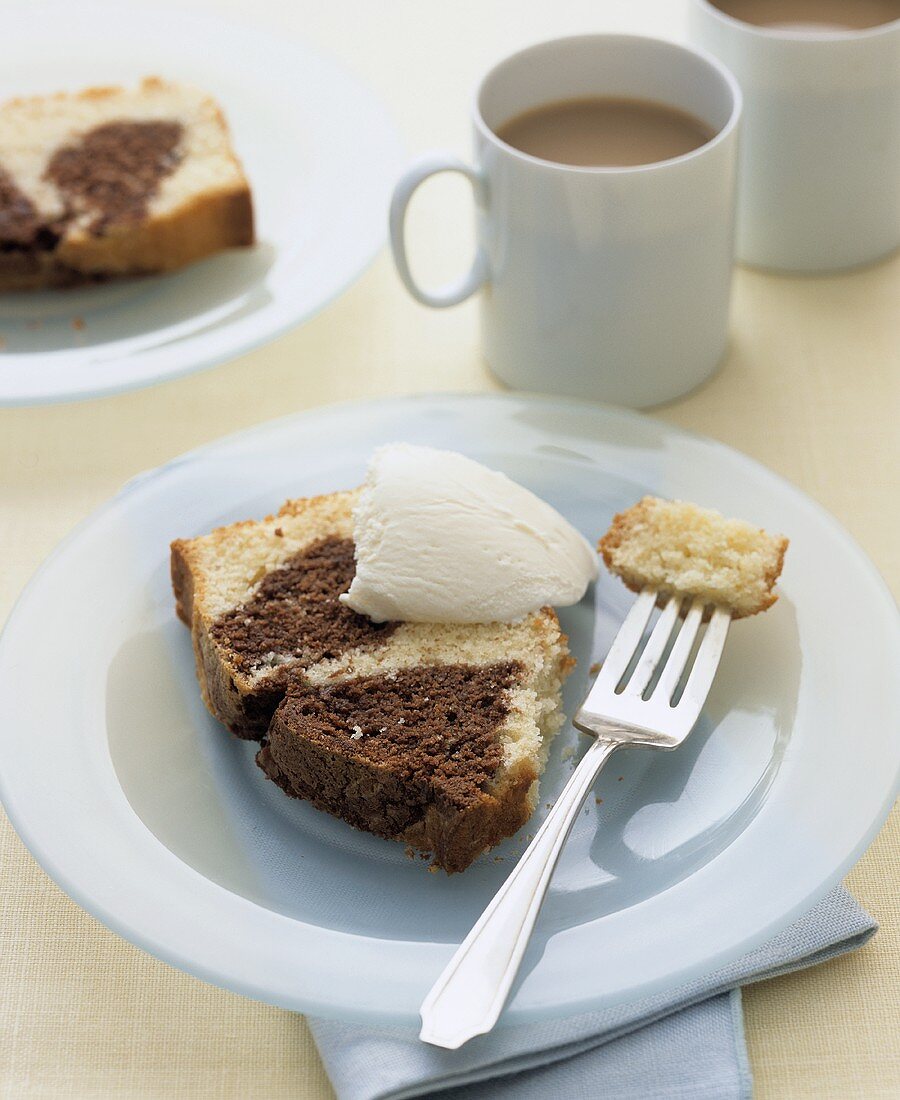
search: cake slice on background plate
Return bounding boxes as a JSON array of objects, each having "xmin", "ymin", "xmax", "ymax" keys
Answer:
[{"xmin": 0, "ymin": 77, "xmax": 253, "ymax": 290}]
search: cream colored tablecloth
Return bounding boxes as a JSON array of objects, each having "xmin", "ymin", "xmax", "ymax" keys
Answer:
[{"xmin": 1, "ymin": 2, "xmax": 898, "ymax": 1096}]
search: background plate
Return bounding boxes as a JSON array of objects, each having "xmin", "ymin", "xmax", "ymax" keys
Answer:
[
  {"xmin": 1, "ymin": 393, "xmax": 897, "ymax": 1026},
  {"xmin": 0, "ymin": 1, "xmax": 403, "ymax": 405}
]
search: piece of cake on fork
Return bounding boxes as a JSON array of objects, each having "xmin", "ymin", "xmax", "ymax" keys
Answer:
[
  {"xmin": 599, "ymin": 496, "xmax": 788, "ymax": 617},
  {"xmin": 0, "ymin": 77, "xmax": 253, "ymax": 290}
]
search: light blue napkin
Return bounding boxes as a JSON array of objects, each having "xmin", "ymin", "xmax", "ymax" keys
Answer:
[{"xmin": 309, "ymin": 887, "xmax": 875, "ymax": 1100}]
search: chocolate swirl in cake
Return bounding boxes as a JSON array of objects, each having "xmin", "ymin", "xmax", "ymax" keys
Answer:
[
  {"xmin": 210, "ymin": 537, "xmax": 396, "ymax": 676},
  {"xmin": 260, "ymin": 661, "xmax": 523, "ymax": 849},
  {"xmin": 45, "ymin": 120, "xmax": 184, "ymax": 231}
]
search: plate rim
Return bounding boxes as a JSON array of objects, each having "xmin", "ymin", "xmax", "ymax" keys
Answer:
[
  {"xmin": 1, "ymin": 391, "xmax": 898, "ymax": 1026},
  {"xmin": 0, "ymin": 0, "xmax": 404, "ymax": 406}
]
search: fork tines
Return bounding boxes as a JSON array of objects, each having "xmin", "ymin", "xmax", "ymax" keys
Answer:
[{"xmin": 597, "ymin": 588, "xmax": 732, "ymax": 709}]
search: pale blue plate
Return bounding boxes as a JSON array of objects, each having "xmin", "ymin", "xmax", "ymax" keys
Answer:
[{"xmin": 1, "ymin": 394, "xmax": 897, "ymax": 1025}]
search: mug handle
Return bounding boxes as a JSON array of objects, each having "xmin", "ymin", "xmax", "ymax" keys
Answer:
[{"xmin": 389, "ymin": 153, "xmax": 489, "ymax": 308}]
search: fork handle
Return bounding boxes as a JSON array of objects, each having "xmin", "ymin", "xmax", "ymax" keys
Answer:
[{"xmin": 419, "ymin": 736, "xmax": 620, "ymax": 1048}]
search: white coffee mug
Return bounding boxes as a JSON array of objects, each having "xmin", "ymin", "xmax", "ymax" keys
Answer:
[
  {"xmin": 389, "ymin": 35, "xmax": 741, "ymax": 409},
  {"xmin": 689, "ymin": 1, "xmax": 900, "ymax": 272}
]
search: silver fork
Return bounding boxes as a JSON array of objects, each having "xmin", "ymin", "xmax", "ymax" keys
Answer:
[{"xmin": 419, "ymin": 587, "xmax": 732, "ymax": 1049}]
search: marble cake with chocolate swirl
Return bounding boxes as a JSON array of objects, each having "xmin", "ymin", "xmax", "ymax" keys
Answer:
[
  {"xmin": 171, "ymin": 490, "xmax": 574, "ymax": 872},
  {"xmin": 0, "ymin": 77, "xmax": 253, "ymax": 290}
]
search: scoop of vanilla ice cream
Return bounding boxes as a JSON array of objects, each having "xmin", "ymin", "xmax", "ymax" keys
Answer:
[{"xmin": 340, "ymin": 443, "xmax": 598, "ymax": 623}]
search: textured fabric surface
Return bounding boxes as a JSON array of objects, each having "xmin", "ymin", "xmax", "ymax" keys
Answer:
[
  {"xmin": 413, "ymin": 994, "xmax": 750, "ymax": 1100},
  {"xmin": 309, "ymin": 889, "xmax": 872, "ymax": 1100},
  {"xmin": 0, "ymin": 2, "xmax": 897, "ymax": 1098}
]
